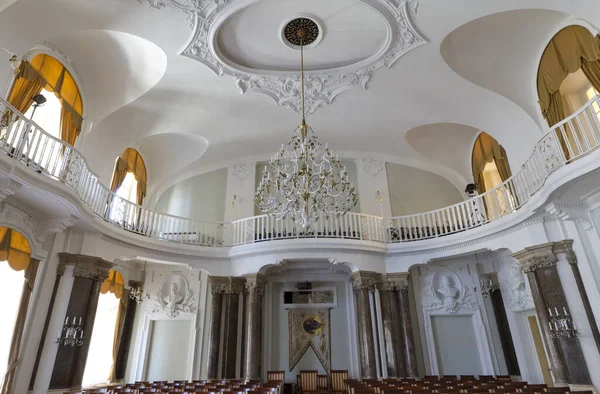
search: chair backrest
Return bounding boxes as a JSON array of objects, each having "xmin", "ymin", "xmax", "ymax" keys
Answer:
[
  {"xmin": 331, "ymin": 370, "xmax": 349, "ymax": 392},
  {"xmin": 301, "ymin": 370, "xmax": 319, "ymax": 392},
  {"xmin": 318, "ymin": 375, "xmax": 329, "ymax": 389},
  {"xmin": 268, "ymin": 371, "xmax": 286, "ymax": 382}
]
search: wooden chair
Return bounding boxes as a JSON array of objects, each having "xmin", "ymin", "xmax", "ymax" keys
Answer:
[
  {"xmin": 268, "ymin": 371, "xmax": 286, "ymax": 382},
  {"xmin": 317, "ymin": 375, "xmax": 329, "ymax": 394},
  {"xmin": 330, "ymin": 370, "xmax": 348, "ymax": 394},
  {"xmin": 300, "ymin": 370, "xmax": 319, "ymax": 394}
]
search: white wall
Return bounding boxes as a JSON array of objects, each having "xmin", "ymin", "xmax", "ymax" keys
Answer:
[
  {"xmin": 269, "ymin": 281, "xmax": 352, "ymax": 382},
  {"xmin": 156, "ymin": 168, "xmax": 228, "ymax": 222},
  {"xmin": 146, "ymin": 320, "xmax": 192, "ymax": 381},
  {"xmin": 431, "ymin": 315, "xmax": 483, "ymax": 375},
  {"xmin": 386, "ymin": 163, "xmax": 463, "ymax": 216}
]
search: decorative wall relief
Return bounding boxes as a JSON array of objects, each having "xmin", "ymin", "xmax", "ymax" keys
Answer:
[
  {"xmin": 360, "ymin": 157, "xmax": 385, "ymax": 177},
  {"xmin": 150, "ymin": 274, "xmax": 197, "ymax": 318},
  {"xmin": 423, "ymin": 270, "xmax": 477, "ymax": 314},
  {"xmin": 501, "ymin": 264, "xmax": 533, "ymax": 311}
]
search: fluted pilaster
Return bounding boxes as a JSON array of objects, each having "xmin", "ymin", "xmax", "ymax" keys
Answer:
[
  {"xmin": 243, "ymin": 273, "xmax": 265, "ymax": 380},
  {"xmin": 350, "ymin": 271, "xmax": 379, "ymax": 378}
]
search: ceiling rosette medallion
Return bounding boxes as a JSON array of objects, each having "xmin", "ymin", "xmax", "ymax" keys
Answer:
[{"xmin": 137, "ymin": 0, "xmax": 426, "ymax": 114}]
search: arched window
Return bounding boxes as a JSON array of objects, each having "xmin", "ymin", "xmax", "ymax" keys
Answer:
[
  {"xmin": 6, "ymin": 54, "xmax": 83, "ymax": 145},
  {"xmin": 109, "ymin": 148, "xmax": 147, "ymax": 225},
  {"xmin": 537, "ymin": 26, "xmax": 600, "ymax": 159},
  {"xmin": 83, "ymin": 270, "xmax": 124, "ymax": 387},
  {"xmin": 0, "ymin": 226, "xmax": 38, "ymax": 393},
  {"xmin": 471, "ymin": 132, "xmax": 514, "ymax": 218}
]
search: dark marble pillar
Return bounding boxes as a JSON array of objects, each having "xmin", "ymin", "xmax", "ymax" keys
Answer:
[
  {"xmin": 397, "ymin": 276, "xmax": 418, "ymax": 377},
  {"xmin": 114, "ymin": 281, "xmax": 140, "ymax": 381},
  {"xmin": 207, "ymin": 285, "xmax": 223, "ymax": 379},
  {"xmin": 350, "ymin": 271, "xmax": 379, "ymax": 378},
  {"xmin": 208, "ymin": 276, "xmax": 245, "ymax": 379},
  {"xmin": 49, "ymin": 254, "xmax": 113, "ymax": 391},
  {"xmin": 556, "ymin": 240, "xmax": 600, "ymax": 355},
  {"xmin": 513, "ymin": 243, "xmax": 591, "ymax": 385},
  {"xmin": 243, "ymin": 274, "xmax": 265, "ymax": 380}
]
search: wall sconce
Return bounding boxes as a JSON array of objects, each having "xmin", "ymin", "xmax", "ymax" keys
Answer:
[
  {"xmin": 548, "ymin": 307, "xmax": 579, "ymax": 338},
  {"xmin": 56, "ymin": 316, "xmax": 84, "ymax": 346}
]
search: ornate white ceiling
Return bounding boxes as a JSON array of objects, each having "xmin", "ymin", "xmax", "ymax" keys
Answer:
[{"xmin": 137, "ymin": 0, "xmax": 426, "ymax": 114}]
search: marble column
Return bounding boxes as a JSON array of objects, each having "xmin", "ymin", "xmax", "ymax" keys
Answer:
[
  {"xmin": 208, "ymin": 276, "xmax": 246, "ymax": 379},
  {"xmin": 49, "ymin": 253, "xmax": 113, "ymax": 391},
  {"xmin": 512, "ymin": 243, "xmax": 591, "ymax": 386},
  {"xmin": 396, "ymin": 275, "xmax": 418, "ymax": 377},
  {"xmin": 555, "ymin": 240, "xmax": 600, "ymax": 355},
  {"xmin": 207, "ymin": 280, "xmax": 223, "ymax": 379},
  {"xmin": 378, "ymin": 274, "xmax": 407, "ymax": 378},
  {"xmin": 243, "ymin": 274, "xmax": 265, "ymax": 380},
  {"xmin": 350, "ymin": 271, "xmax": 379, "ymax": 378}
]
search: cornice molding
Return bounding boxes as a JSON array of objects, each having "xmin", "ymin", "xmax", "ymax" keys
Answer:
[
  {"xmin": 35, "ymin": 215, "xmax": 77, "ymax": 243},
  {"xmin": 137, "ymin": 0, "xmax": 426, "ymax": 114},
  {"xmin": 0, "ymin": 179, "xmax": 21, "ymax": 202},
  {"xmin": 545, "ymin": 202, "xmax": 592, "ymax": 231}
]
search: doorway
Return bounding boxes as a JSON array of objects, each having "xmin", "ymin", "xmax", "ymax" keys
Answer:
[{"xmin": 527, "ymin": 316, "xmax": 553, "ymax": 386}]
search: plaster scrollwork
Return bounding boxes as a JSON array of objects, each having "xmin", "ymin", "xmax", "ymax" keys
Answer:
[
  {"xmin": 360, "ymin": 157, "xmax": 385, "ymax": 177},
  {"xmin": 537, "ymin": 134, "xmax": 563, "ymax": 172},
  {"xmin": 136, "ymin": 0, "xmax": 426, "ymax": 114},
  {"xmin": 232, "ymin": 160, "xmax": 252, "ymax": 183},
  {"xmin": 243, "ymin": 273, "xmax": 265, "ymax": 295},
  {"xmin": 150, "ymin": 274, "xmax": 197, "ymax": 318},
  {"xmin": 516, "ymin": 254, "xmax": 557, "ymax": 273},
  {"xmin": 502, "ymin": 264, "xmax": 533, "ymax": 311},
  {"xmin": 423, "ymin": 271, "xmax": 477, "ymax": 314}
]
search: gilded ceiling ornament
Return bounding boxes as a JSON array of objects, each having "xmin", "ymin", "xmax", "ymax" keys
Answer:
[{"xmin": 135, "ymin": 0, "xmax": 426, "ymax": 114}]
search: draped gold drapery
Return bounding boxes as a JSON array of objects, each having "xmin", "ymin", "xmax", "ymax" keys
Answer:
[
  {"xmin": 537, "ymin": 26, "xmax": 600, "ymax": 159},
  {"xmin": 5, "ymin": 54, "xmax": 83, "ymax": 145},
  {"xmin": 471, "ymin": 132, "xmax": 512, "ymax": 194},
  {"xmin": 100, "ymin": 269, "xmax": 127, "ymax": 383},
  {"xmin": 0, "ymin": 226, "xmax": 32, "ymax": 271},
  {"xmin": 110, "ymin": 148, "xmax": 147, "ymax": 206},
  {"xmin": 1, "ymin": 258, "xmax": 39, "ymax": 394}
]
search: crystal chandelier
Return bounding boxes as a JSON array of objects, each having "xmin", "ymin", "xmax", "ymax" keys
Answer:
[{"xmin": 255, "ymin": 18, "xmax": 358, "ymax": 229}]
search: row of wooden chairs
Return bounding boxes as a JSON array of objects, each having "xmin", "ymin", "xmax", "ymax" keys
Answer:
[{"xmin": 67, "ymin": 379, "xmax": 283, "ymax": 394}]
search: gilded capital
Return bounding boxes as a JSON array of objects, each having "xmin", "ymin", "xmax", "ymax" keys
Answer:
[
  {"xmin": 511, "ymin": 244, "xmax": 557, "ymax": 273},
  {"xmin": 350, "ymin": 271, "xmax": 380, "ymax": 293},
  {"xmin": 57, "ymin": 253, "xmax": 113, "ymax": 282},
  {"xmin": 244, "ymin": 273, "xmax": 266, "ymax": 295},
  {"xmin": 378, "ymin": 273, "xmax": 409, "ymax": 291},
  {"xmin": 210, "ymin": 276, "xmax": 246, "ymax": 294}
]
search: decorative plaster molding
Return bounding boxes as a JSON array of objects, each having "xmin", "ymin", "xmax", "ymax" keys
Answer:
[
  {"xmin": 360, "ymin": 157, "xmax": 385, "ymax": 177},
  {"xmin": 149, "ymin": 274, "xmax": 197, "ymax": 318},
  {"xmin": 137, "ymin": 0, "xmax": 426, "ymax": 114},
  {"xmin": 423, "ymin": 270, "xmax": 477, "ymax": 314},
  {"xmin": 501, "ymin": 263, "xmax": 533, "ymax": 311},
  {"xmin": 232, "ymin": 160, "xmax": 252, "ymax": 183},
  {"xmin": 512, "ymin": 244, "xmax": 557, "ymax": 273},
  {"xmin": 350, "ymin": 271, "xmax": 380, "ymax": 292},
  {"xmin": 0, "ymin": 179, "xmax": 21, "ymax": 202},
  {"xmin": 41, "ymin": 41, "xmax": 73, "ymax": 66},
  {"xmin": 545, "ymin": 202, "xmax": 593, "ymax": 231},
  {"xmin": 34, "ymin": 215, "xmax": 77, "ymax": 243}
]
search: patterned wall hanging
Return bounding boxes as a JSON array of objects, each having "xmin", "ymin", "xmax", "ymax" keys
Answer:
[{"xmin": 288, "ymin": 309, "xmax": 331, "ymax": 374}]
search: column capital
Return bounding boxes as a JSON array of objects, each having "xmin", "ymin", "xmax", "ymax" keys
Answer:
[
  {"xmin": 511, "ymin": 243, "xmax": 557, "ymax": 273},
  {"xmin": 57, "ymin": 253, "xmax": 113, "ymax": 282},
  {"xmin": 378, "ymin": 273, "xmax": 409, "ymax": 291},
  {"xmin": 243, "ymin": 273, "xmax": 265, "ymax": 294},
  {"xmin": 350, "ymin": 271, "xmax": 380, "ymax": 292},
  {"xmin": 210, "ymin": 276, "xmax": 246, "ymax": 294},
  {"xmin": 553, "ymin": 240, "xmax": 578, "ymax": 265}
]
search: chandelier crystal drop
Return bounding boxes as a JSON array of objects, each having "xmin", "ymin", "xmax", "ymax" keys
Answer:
[{"xmin": 255, "ymin": 22, "xmax": 358, "ymax": 229}]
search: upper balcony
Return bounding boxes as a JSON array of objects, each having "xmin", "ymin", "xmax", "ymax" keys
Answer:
[{"xmin": 1, "ymin": 95, "xmax": 600, "ymax": 251}]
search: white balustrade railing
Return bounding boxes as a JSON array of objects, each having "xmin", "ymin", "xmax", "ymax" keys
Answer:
[{"xmin": 0, "ymin": 95, "xmax": 599, "ymax": 247}]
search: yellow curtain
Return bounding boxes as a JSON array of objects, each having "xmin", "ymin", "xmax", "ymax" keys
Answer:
[
  {"xmin": 471, "ymin": 132, "xmax": 512, "ymax": 194},
  {"xmin": 110, "ymin": 157, "xmax": 129, "ymax": 193},
  {"xmin": 545, "ymin": 92, "xmax": 572, "ymax": 160},
  {"xmin": 0, "ymin": 258, "xmax": 39, "ymax": 394},
  {"xmin": 581, "ymin": 58, "xmax": 600, "ymax": 93},
  {"xmin": 109, "ymin": 290, "xmax": 127, "ymax": 382},
  {"xmin": 100, "ymin": 270, "xmax": 125, "ymax": 299},
  {"xmin": 0, "ymin": 226, "xmax": 32, "ymax": 271},
  {"xmin": 537, "ymin": 26, "xmax": 600, "ymax": 118},
  {"xmin": 5, "ymin": 55, "xmax": 84, "ymax": 145}
]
